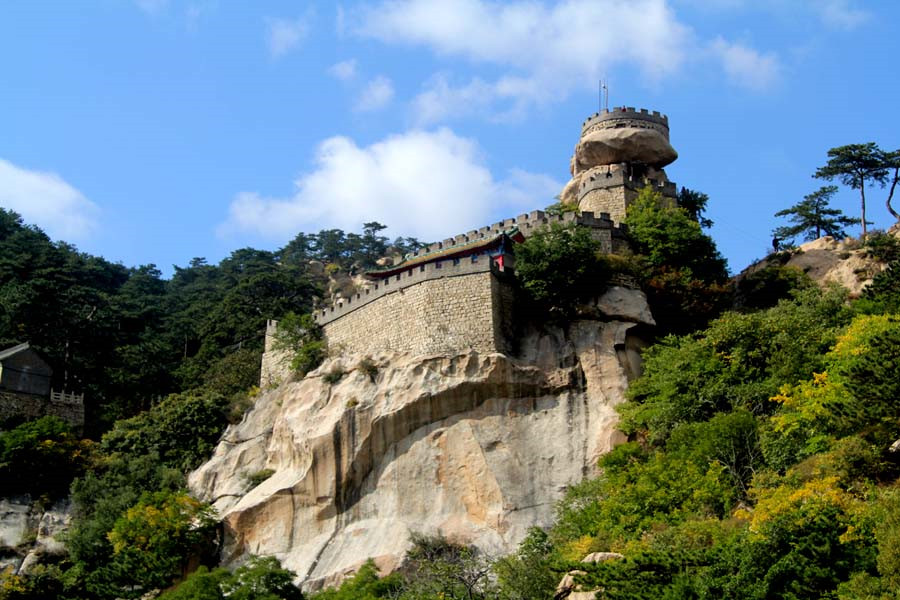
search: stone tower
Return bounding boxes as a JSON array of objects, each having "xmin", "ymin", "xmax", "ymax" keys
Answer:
[{"xmin": 559, "ymin": 107, "xmax": 678, "ymax": 224}]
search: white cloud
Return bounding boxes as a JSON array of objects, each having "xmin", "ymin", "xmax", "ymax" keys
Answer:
[
  {"xmin": 711, "ymin": 37, "xmax": 781, "ymax": 90},
  {"xmin": 266, "ymin": 17, "xmax": 310, "ymax": 58},
  {"xmin": 355, "ymin": 76, "xmax": 396, "ymax": 112},
  {"xmin": 815, "ymin": 0, "xmax": 869, "ymax": 29},
  {"xmin": 135, "ymin": 0, "xmax": 169, "ymax": 14},
  {"xmin": 329, "ymin": 59, "xmax": 358, "ymax": 81},
  {"xmin": 218, "ymin": 129, "xmax": 562, "ymax": 242},
  {"xmin": 0, "ymin": 159, "xmax": 99, "ymax": 241},
  {"xmin": 355, "ymin": 0, "xmax": 694, "ymax": 122}
]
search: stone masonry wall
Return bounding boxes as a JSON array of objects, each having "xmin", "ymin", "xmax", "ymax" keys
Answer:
[
  {"xmin": 580, "ymin": 185, "xmax": 640, "ymax": 225},
  {"xmin": 0, "ymin": 390, "xmax": 84, "ymax": 432},
  {"xmin": 260, "ymin": 320, "xmax": 292, "ymax": 389},
  {"xmin": 323, "ymin": 271, "xmax": 511, "ymax": 358}
]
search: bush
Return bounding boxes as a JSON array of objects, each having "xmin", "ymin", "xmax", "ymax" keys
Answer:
[
  {"xmin": 100, "ymin": 391, "xmax": 229, "ymax": 472},
  {"xmin": 734, "ymin": 265, "xmax": 813, "ymax": 311},
  {"xmin": 0, "ymin": 416, "xmax": 95, "ymax": 499},
  {"xmin": 624, "ymin": 187, "xmax": 731, "ymax": 333},
  {"xmin": 514, "ymin": 223, "xmax": 609, "ymax": 319},
  {"xmin": 323, "ymin": 367, "xmax": 345, "ymax": 384},
  {"xmin": 357, "ymin": 358, "xmax": 378, "ymax": 382},
  {"xmin": 159, "ymin": 556, "xmax": 303, "ymax": 600},
  {"xmin": 275, "ymin": 312, "xmax": 326, "ymax": 376},
  {"xmin": 104, "ymin": 491, "xmax": 218, "ymax": 597},
  {"xmin": 863, "ymin": 230, "xmax": 900, "ymax": 263},
  {"xmin": 309, "ymin": 559, "xmax": 402, "ymax": 599},
  {"xmin": 245, "ymin": 468, "xmax": 275, "ymax": 489}
]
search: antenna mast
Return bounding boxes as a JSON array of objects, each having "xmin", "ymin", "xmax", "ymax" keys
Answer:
[{"xmin": 600, "ymin": 78, "xmax": 609, "ymax": 111}]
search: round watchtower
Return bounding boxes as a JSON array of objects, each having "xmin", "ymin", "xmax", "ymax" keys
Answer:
[
  {"xmin": 581, "ymin": 107, "xmax": 670, "ymax": 140},
  {"xmin": 558, "ymin": 105, "xmax": 679, "ymax": 224},
  {"xmin": 575, "ymin": 106, "xmax": 677, "ymax": 169}
]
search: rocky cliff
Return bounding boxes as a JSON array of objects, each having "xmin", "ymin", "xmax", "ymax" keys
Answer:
[
  {"xmin": 189, "ymin": 287, "xmax": 654, "ymax": 591},
  {"xmin": 0, "ymin": 497, "xmax": 71, "ymax": 575},
  {"xmin": 742, "ymin": 224, "xmax": 899, "ymax": 297}
]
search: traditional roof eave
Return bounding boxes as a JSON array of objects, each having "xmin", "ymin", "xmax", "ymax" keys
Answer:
[
  {"xmin": 0, "ymin": 342, "xmax": 31, "ymax": 362},
  {"xmin": 365, "ymin": 228, "xmax": 523, "ymax": 279}
]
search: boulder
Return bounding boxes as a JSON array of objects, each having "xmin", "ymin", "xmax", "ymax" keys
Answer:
[
  {"xmin": 554, "ymin": 552, "xmax": 624, "ymax": 599},
  {"xmin": 594, "ymin": 286, "xmax": 656, "ymax": 326},
  {"xmin": 576, "ymin": 127, "xmax": 677, "ymax": 169}
]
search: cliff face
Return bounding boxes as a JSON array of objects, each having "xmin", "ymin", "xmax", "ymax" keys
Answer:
[
  {"xmin": 0, "ymin": 497, "xmax": 71, "ymax": 576},
  {"xmin": 189, "ymin": 288, "xmax": 654, "ymax": 591},
  {"xmin": 743, "ymin": 225, "xmax": 899, "ymax": 297}
]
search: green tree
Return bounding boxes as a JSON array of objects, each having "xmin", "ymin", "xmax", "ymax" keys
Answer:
[
  {"xmin": 814, "ymin": 143, "xmax": 892, "ymax": 239},
  {"xmin": 0, "ymin": 416, "xmax": 95, "ymax": 498},
  {"xmin": 624, "ymin": 187, "xmax": 730, "ymax": 334},
  {"xmin": 678, "ymin": 187, "xmax": 713, "ymax": 228},
  {"xmin": 402, "ymin": 535, "xmax": 497, "ymax": 600},
  {"xmin": 159, "ymin": 557, "xmax": 304, "ymax": 600},
  {"xmin": 513, "ymin": 223, "xmax": 609, "ymax": 319},
  {"xmin": 493, "ymin": 528, "xmax": 559, "ymax": 600},
  {"xmin": 104, "ymin": 491, "xmax": 217, "ymax": 597},
  {"xmin": 773, "ymin": 185, "xmax": 857, "ymax": 242},
  {"xmin": 309, "ymin": 559, "xmax": 402, "ymax": 600}
]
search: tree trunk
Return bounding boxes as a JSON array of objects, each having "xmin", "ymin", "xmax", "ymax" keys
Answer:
[
  {"xmin": 887, "ymin": 167, "xmax": 900, "ymax": 221},
  {"xmin": 860, "ymin": 175, "xmax": 868, "ymax": 239}
]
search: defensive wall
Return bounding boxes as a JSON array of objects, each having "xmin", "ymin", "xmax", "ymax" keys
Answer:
[
  {"xmin": 322, "ymin": 263, "xmax": 516, "ymax": 359},
  {"xmin": 579, "ymin": 171, "xmax": 677, "ymax": 224},
  {"xmin": 0, "ymin": 389, "xmax": 85, "ymax": 432},
  {"xmin": 259, "ymin": 210, "xmax": 626, "ymax": 384}
]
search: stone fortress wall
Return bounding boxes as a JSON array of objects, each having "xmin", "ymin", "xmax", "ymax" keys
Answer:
[
  {"xmin": 579, "ymin": 171, "xmax": 676, "ymax": 224},
  {"xmin": 0, "ymin": 390, "xmax": 84, "ymax": 432},
  {"xmin": 315, "ymin": 209, "xmax": 627, "ymax": 328},
  {"xmin": 259, "ymin": 107, "xmax": 676, "ymax": 385},
  {"xmin": 260, "ymin": 210, "xmax": 626, "ymax": 384},
  {"xmin": 323, "ymin": 269, "xmax": 513, "ymax": 358}
]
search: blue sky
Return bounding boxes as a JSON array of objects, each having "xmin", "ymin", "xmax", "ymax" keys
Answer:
[{"xmin": 2, "ymin": 0, "xmax": 898, "ymax": 275}]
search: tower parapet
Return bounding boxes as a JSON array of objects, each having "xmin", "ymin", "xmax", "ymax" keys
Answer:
[
  {"xmin": 558, "ymin": 104, "xmax": 679, "ymax": 222},
  {"xmin": 581, "ymin": 107, "xmax": 670, "ymax": 139}
]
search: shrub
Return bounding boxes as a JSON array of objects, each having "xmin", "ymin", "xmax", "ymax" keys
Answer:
[
  {"xmin": 357, "ymin": 358, "xmax": 378, "ymax": 382},
  {"xmin": 863, "ymin": 229, "xmax": 900, "ymax": 263},
  {"xmin": 100, "ymin": 391, "xmax": 229, "ymax": 472},
  {"xmin": 105, "ymin": 491, "xmax": 218, "ymax": 596},
  {"xmin": 275, "ymin": 312, "xmax": 326, "ymax": 376},
  {"xmin": 624, "ymin": 187, "xmax": 731, "ymax": 333},
  {"xmin": 245, "ymin": 468, "xmax": 275, "ymax": 489},
  {"xmin": 323, "ymin": 368, "xmax": 345, "ymax": 384},
  {"xmin": 158, "ymin": 556, "xmax": 303, "ymax": 600},
  {"xmin": 0, "ymin": 416, "xmax": 95, "ymax": 499},
  {"xmin": 514, "ymin": 223, "xmax": 609, "ymax": 319}
]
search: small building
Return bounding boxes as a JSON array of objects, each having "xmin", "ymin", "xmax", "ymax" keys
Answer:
[
  {"xmin": 0, "ymin": 343, "xmax": 52, "ymax": 397},
  {"xmin": 0, "ymin": 343, "xmax": 84, "ymax": 432}
]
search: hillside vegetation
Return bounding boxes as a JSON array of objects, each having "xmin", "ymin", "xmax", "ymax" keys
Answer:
[{"xmin": 1, "ymin": 195, "xmax": 899, "ymax": 599}]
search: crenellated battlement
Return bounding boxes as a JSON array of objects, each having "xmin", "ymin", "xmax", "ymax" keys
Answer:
[
  {"xmin": 406, "ymin": 210, "xmax": 623, "ymax": 257},
  {"xmin": 314, "ymin": 210, "xmax": 628, "ymax": 327},
  {"xmin": 581, "ymin": 107, "xmax": 670, "ymax": 139},
  {"xmin": 315, "ymin": 252, "xmax": 509, "ymax": 326},
  {"xmin": 578, "ymin": 170, "xmax": 677, "ymax": 200}
]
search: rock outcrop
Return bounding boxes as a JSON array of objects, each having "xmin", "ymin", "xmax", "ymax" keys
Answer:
[
  {"xmin": 189, "ymin": 289, "xmax": 654, "ymax": 591},
  {"xmin": 575, "ymin": 127, "xmax": 677, "ymax": 171},
  {"xmin": 742, "ymin": 225, "xmax": 899, "ymax": 297},
  {"xmin": 0, "ymin": 497, "xmax": 71, "ymax": 575}
]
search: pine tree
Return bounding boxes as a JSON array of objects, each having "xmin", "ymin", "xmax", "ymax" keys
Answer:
[
  {"xmin": 773, "ymin": 186, "xmax": 856, "ymax": 242},
  {"xmin": 814, "ymin": 143, "xmax": 891, "ymax": 238}
]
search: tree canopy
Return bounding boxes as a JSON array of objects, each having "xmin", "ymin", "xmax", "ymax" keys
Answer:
[
  {"xmin": 773, "ymin": 185, "xmax": 856, "ymax": 242},
  {"xmin": 814, "ymin": 142, "xmax": 897, "ymax": 238}
]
